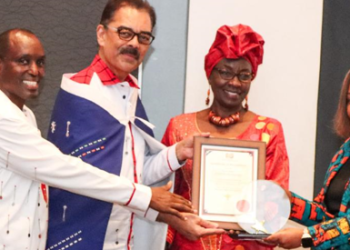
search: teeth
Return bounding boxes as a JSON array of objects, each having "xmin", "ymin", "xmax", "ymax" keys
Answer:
[
  {"xmin": 225, "ymin": 90, "xmax": 238, "ymax": 94},
  {"xmin": 23, "ymin": 80, "xmax": 37, "ymax": 87}
]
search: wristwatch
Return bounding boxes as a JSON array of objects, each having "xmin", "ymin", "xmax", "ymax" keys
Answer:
[{"xmin": 301, "ymin": 228, "xmax": 313, "ymax": 248}]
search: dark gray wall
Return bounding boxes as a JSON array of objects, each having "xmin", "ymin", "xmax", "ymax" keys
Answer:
[
  {"xmin": 142, "ymin": 0, "xmax": 188, "ymax": 140},
  {"xmin": 0, "ymin": 1, "xmax": 105, "ymax": 137},
  {"xmin": 0, "ymin": 0, "xmax": 188, "ymax": 140},
  {"xmin": 315, "ymin": 1, "xmax": 350, "ymax": 196}
]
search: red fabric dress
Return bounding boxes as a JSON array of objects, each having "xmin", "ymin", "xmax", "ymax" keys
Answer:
[{"xmin": 162, "ymin": 112, "xmax": 290, "ymax": 250}]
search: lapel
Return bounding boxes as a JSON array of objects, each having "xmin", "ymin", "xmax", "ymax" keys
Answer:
[
  {"xmin": 324, "ymin": 140, "xmax": 350, "ymax": 213},
  {"xmin": 61, "ymin": 73, "xmax": 165, "ymax": 153},
  {"xmin": 61, "ymin": 73, "xmax": 126, "ymax": 122}
]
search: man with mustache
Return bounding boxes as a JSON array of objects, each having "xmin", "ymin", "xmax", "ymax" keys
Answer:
[
  {"xmin": 0, "ymin": 28, "xmax": 194, "ymax": 250},
  {"xmin": 46, "ymin": 0, "xmax": 224, "ymax": 250}
]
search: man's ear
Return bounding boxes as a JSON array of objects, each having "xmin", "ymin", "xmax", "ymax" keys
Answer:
[{"xmin": 96, "ymin": 24, "xmax": 107, "ymax": 47}]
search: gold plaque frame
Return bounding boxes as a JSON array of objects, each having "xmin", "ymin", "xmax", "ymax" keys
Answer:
[{"xmin": 192, "ymin": 137, "xmax": 266, "ymax": 229}]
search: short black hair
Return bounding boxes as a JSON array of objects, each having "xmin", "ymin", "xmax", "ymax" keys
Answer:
[
  {"xmin": 100, "ymin": 0, "xmax": 156, "ymax": 30},
  {"xmin": 0, "ymin": 28, "xmax": 35, "ymax": 59}
]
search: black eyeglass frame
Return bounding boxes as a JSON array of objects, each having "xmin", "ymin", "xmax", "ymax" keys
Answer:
[
  {"xmin": 106, "ymin": 25, "xmax": 155, "ymax": 45},
  {"xmin": 213, "ymin": 67, "xmax": 255, "ymax": 83}
]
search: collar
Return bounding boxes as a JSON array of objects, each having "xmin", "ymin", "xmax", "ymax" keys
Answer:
[{"xmin": 70, "ymin": 55, "xmax": 139, "ymax": 88}]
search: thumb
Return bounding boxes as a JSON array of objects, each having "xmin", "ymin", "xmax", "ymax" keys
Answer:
[
  {"xmin": 199, "ymin": 219, "xmax": 219, "ymax": 229},
  {"xmin": 164, "ymin": 181, "xmax": 173, "ymax": 191}
]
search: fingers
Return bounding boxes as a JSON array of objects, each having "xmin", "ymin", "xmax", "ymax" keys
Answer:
[
  {"xmin": 263, "ymin": 232, "xmax": 288, "ymax": 247},
  {"xmin": 196, "ymin": 218, "xmax": 226, "ymax": 237},
  {"xmin": 198, "ymin": 219, "xmax": 219, "ymax": 229},
  {"xmin": 155, "ymin": 204, "xmax": 191, "ymax": 220},
  {"xmin": 170, "ymin": 203, "xmax": 193, "ymax": 213},
  {"xmin": 175, "ymin": 138, "xmax": 194, "ymax": 162},
  {"xmin": 169, "ymin": 193, "xmax": 194, "ymax": 214},
  {"xmin": 170, "ymin": 192, "xmax": 192, "ymax": 207},
  {"xmin": 263, "ymin": 237, "xmax": 279, "ymax": 245},
  {"xmin": 150, "ymin": 186, "xmax": 194, "ymax": 219},
  {"xmin": 168, "ymin": 208, "xmax": 188, "ymax": 220},
  {"xmin": 264, "ymin": 234, "xmax": 279, "ymax": 243},
  {"xmin": 199, "ymin": 132, "xmax": 210, "ymax": 138},
  {"xmin": 193, "ymin": 132, "xmax": 210, "ymax": 138},
  {"xmin": 200, "ymin": 228, "xmax": 226, "ymax": 238},
  {"xmin": 176, "ymin": 133, "xmax": 212, "ymax": 162}
]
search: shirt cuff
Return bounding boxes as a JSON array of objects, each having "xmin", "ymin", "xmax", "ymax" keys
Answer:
[
  {"xmin": 126, "ymin": 183, "xmax": 152, "ymax": 212},
  {"xmin": 144, "ymin": 207, "xmax": 159, "ymax": 221},
  {"xmin": 167, "ymin": 144, "xmax": 185, "ymax": 172}
]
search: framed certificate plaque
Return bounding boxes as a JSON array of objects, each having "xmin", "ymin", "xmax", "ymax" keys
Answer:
[{"xmin": 192, "ymin": 137, "xmax": 266, "ymax": 229}]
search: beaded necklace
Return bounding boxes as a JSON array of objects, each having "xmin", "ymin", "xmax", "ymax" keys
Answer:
[{"xmin": 208, "ymin": 110, "xmax": 240, "ymax": 127}]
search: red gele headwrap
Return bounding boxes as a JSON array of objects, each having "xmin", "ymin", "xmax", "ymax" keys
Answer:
[{"xmin": 204, "ymin": 24, "xmax": 265, "ymax": 78}]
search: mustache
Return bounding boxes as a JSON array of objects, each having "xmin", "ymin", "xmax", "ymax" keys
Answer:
[{"xmin": 120, "ymin": 46, "xmax": 140, "ymax": 60}]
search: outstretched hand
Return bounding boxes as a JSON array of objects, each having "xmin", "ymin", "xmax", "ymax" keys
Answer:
[
  {"xmin": 150, "ymin": 181, "xmax": 193, "ymax": 220},
  {"xmin": 159, "ymin": 212, "xmax": 226, "ymax": 241},
  {"xmin": 183, "ymin": 214, "xmax": 226, "ymax": 241},
  {"xmin": 175, "ymin": 133, "xmax": 210, "ymax": 162},
  {"xmin": 263, "ymin": 228, "xmax": 303, "ymax": 249}
]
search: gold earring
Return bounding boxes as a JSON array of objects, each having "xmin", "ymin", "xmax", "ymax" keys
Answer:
[
  {"xmin": 243, "ymin": 96, "xmax": 249, "ymax": 110},
  {"xmin": 205, "ymin": 89, "xmax": 210, "ymax": 105}
]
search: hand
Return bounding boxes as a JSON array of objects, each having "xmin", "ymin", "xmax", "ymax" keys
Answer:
[
  {"xmin": 175, "ymin": 133, "xmax": 210, "ymax": 162},
  {"xmin": 150, "ymin": 181, "xmax": 193, "ymax": 220},
  {"xmin": 264, "ymin": 228, "xmax": 303, "ymax": 249},
  {"xmin": 158, "ymin": 213, "xmax": 226, "ymax": 241}
]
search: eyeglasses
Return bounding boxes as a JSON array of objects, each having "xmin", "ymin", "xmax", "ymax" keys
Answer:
[
  {"xmin": 107, "ymin": 25, "xmax": 155, "ymax": 45},
  {"xmin": 213, "ymin": 68, "xmax": 254, "ymax": 83}
]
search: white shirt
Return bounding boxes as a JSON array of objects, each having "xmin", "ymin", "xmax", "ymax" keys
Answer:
[{"xmin": 0, "ymin": 90, "xmax": 153, "ymax": 250}]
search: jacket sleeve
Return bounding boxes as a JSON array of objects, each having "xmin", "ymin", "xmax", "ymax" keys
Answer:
[
  {"xmin": 0, "ymin": 112, "xmax": 152, "ymax": 212},
  {"xmin": 290, "ymin": 192, "xmax": 334, "ymax": 226},
  {"xmin": 306, "ymin": 214, "xmax": 350, "ymax": 250},
  {"xmin": 141, "ymin": 117, "xmax": 183, "ymax": 185},
  {"xmin": 288, "ymin": 191, "xmax": 350, "ymax": 250},
  {"xmin": 142, "ymin": 144, "xmax": 182, "ymax": 186}
]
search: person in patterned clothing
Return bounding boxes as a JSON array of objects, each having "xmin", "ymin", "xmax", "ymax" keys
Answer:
[
  {"xmin": 265, "ymin": 70, "xmax": 350, "ymax": 250},
  {"xmin": 162, "ymin": 24, "xmax": 290, "ymax": 250}
]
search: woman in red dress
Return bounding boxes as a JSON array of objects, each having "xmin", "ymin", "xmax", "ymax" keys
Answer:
[{"xmin": 162, "ymin": 24, "xmax": 290, "ymax": 250}]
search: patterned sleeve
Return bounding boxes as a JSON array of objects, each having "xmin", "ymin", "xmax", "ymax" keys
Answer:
[
  {"xmin": 288, "ymin": 140, "xmax": 350, "ymax": 249},
  {"xmin": 291, "ymin": 190, "xmax": 349, "ymax": 250},
  {"xmin": 264, "ymin": 120, "xmax": 290, "ymax": 189},
  {"xmin": 308, "ymin": 214, "xmax": 350, "ymax": 250},
  {"xmin": 290, "ymin": 192, "xmax": 334, "ymax": 227}
]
